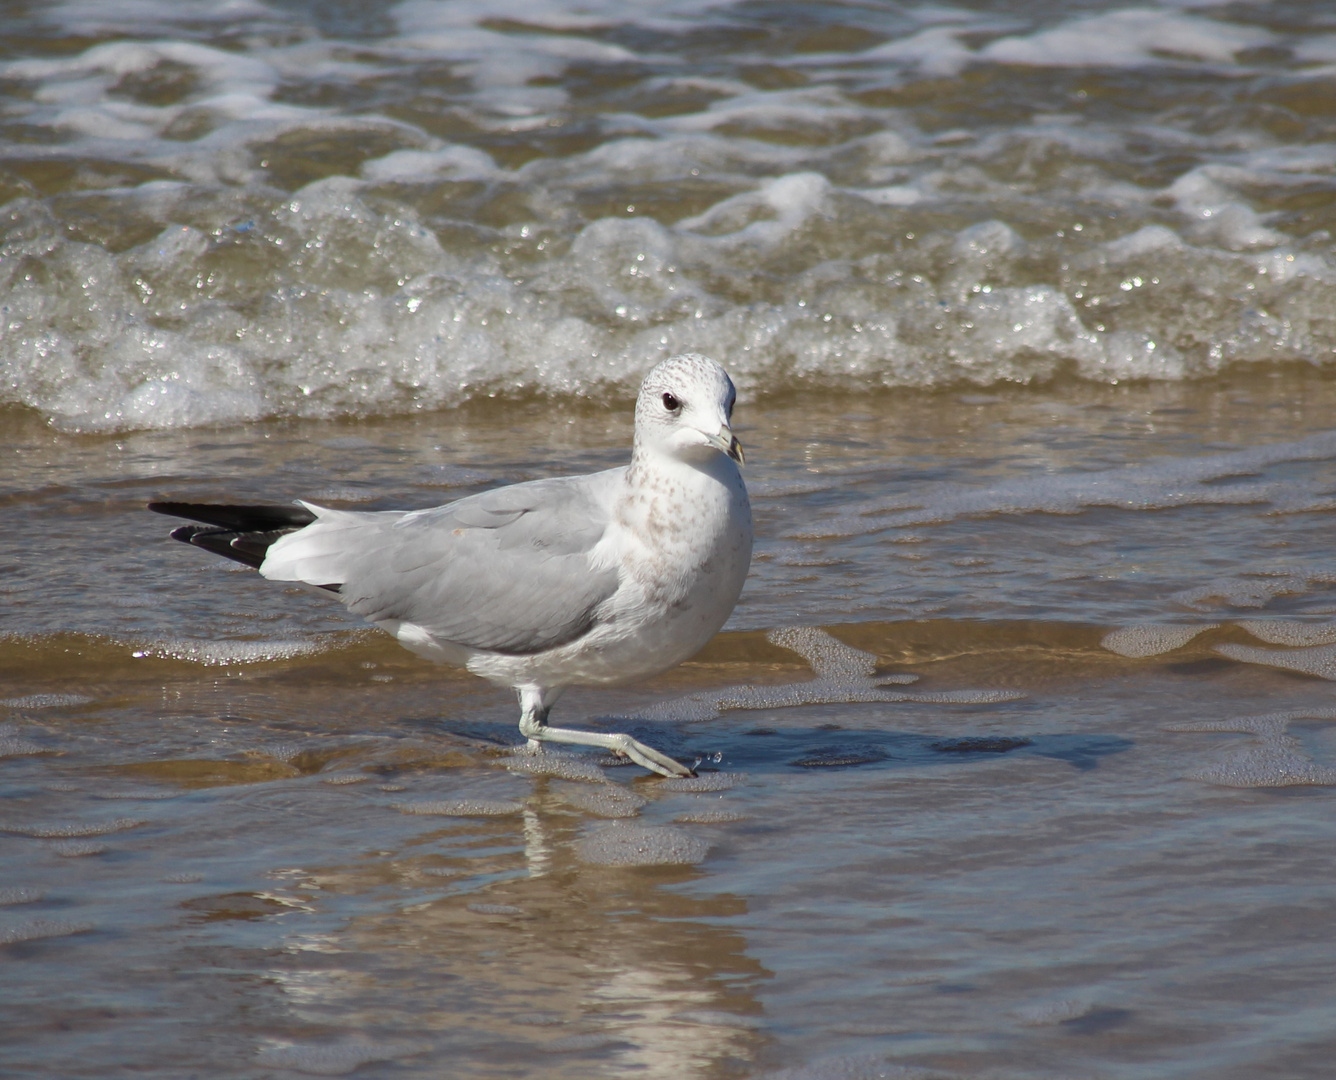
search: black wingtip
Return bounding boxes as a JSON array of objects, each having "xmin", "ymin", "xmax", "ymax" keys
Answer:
[
  {"xmin": 167, "ymin": 524, "xmax": 205, "ymax": 544},
  {"xmin": 155, "ymin": 504, "xmax": 319, "ymax": 572},
  {"xmin": 152, "ymin": 500, "xmax": 341, "ymax": 586},
  {"xmin": 149, "ymin": 501, "xmax": 317, "ymax": 531},
  {"xmin": 166, "ymin": 524, "xmax": 266, "ymax": 569}
]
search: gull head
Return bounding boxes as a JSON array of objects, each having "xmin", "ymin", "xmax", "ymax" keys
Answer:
[{"xmin": 634, "ymin": 354, "xmax": 744, "ymax": 466}]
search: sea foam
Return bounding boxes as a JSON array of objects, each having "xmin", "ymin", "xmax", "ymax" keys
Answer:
[
  {"xmin": 639, "ymin": 626, "xmax": 1018, "ymax": 724},
  {"xmin": 576, "ymin": 824, "xmax": 709, "ymax": 866},
  {"xmin": 4, "ymin": 0, "xmax": 1336, "ymax": 432}
]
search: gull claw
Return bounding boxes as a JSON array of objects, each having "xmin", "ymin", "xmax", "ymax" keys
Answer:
[{"xmin": 616, "ymin": 735, "xmax": 695, "ymax": 779}]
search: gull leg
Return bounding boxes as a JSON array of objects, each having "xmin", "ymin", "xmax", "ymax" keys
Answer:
[
  {"xmin": 517, "ymin": 687, "xmax": 694, "ymax": 779},
  {"xmin": 517, "ymin": 686, "xmax": 557, "ymax": 754}
]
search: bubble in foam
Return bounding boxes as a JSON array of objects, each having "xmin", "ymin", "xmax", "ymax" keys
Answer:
[
  {"xmin": 0, "ymin": 887, "xmax": 44, "ymax": 906},
  {"xmin": 673, "ymin": 808, "xmax": 748, "ymax": 824},
  {"xmin": 576, "ymin": 824, "xmax": 709, "ymax": 866},
  {"xmin": 1235, "ymin": 621, "xmax": 1336, "ymax": 646},
  {"xmin": 769, "ymin": 626, "xmax": 878, "ymax": 681},
  {"xmin": 637, "ymin": 695, "xmax": 723, "ymax": 723},
  {"xmin": 1215, "ymin": 642, "xmax": 1336, "ymax": 680},
  {"xmin": 566, "ymin": 215, "xmax": 704, "ymax": 324},
  {"xmin": 321, "ymin": 773, "xmax": 371, "ymax": 785},
  {"xmin": 264, "ymin": 742, "xmax": 304, "ymax": 763},
  {"xmin": 904, "ymin": 690, "xmax": 1023, "ymax": 704},
  {"xmin": 558, "ymin": 785, "xmax": 647, "ymax": 819},
  {"xmin": 1174, "ymin": 710, "xmax": 1336, "ymax": 787},
  {"xmin": 392, "ymin": 799, "xmax": 523, "ymax": 816},
  {"xmin": 658, "ymin": 773, "xmax": 740, "ymax": 793},
  {"xmin": 1, "ymin": 817, "xmax": 146, "ymax": 838},
  {"xmin": 1100, "ymin": 328, "xmax": 1187, "ymax": 380},
  {"xmin": 50, "ymin": 840, "xmax": 109, "ymax": 857},
  {"xmin": 132, "ymin": 639, "xmax": 324, "ymax": 665},
  {"xmin": 0, "ymin": 919, "xmax": 94, "ymax": 946},
  {"xmin": 0, "ymin": 735, "xmax": 48, "ymax": 758},
  {"xmin": 1166, "ymin": 713, "xmax": 1298, "ymax": 737},
  {"xmin": 1174, "ymin": 570, "xmax": 1336, "ymax": 613},
  {"xmin": 1101, "ymin": 624, "xmax": 1216, "ymax": 658},
  {"xmin": 952, "ymin": 218, "xmax": 1024, "ymax": 261},
  {"xmin": 1187, "ymin": 740, "xmax": 1336, "ymax": 788},
  {"xmin": 162, "ymin": 872, "xmax": 205, "ymax": 884},
  {"xmin": 0, "ymin": 694, "xmax": 93, "ymax": 709},
  {"xmin": 255, "ymin": 1038, "xmax": 427, "ymax": 1076},
  {"xmin": 503, "ymin": 751, "xmax": 607, "ymax": 784}
]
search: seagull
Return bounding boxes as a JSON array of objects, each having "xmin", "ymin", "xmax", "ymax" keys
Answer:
[{"xmin": 149, "ymin": 354, "xmax": 752, "ymax": 778}]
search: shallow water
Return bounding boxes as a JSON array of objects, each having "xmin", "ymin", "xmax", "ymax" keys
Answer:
[{"xmin": 6, "ymin": 1, "xmax": 1336, "ymax": 1078}]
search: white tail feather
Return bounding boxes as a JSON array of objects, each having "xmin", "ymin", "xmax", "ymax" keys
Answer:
[{"xmin": 259, "ymin": 502, "xmax": 394, "ymax": 587}]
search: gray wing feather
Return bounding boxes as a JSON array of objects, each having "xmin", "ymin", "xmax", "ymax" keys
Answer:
[{"xmin": 336, "ymin": 470, "xmax": 622, "ymax": 655}]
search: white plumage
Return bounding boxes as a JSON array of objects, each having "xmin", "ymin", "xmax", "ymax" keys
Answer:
[{"xmin": 154, "ymin": 354, "xmax": 752, "ymax": 777}]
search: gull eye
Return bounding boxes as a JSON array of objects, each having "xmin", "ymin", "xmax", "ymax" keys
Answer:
[{"xmin": 662, "ymin": 392, "xmax": 680, "ymax": 412}]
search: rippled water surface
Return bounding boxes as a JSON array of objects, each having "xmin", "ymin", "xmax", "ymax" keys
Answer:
[{"xmin": 6, "ymin": 0, "xmax": 1336, "ymax": 1077}]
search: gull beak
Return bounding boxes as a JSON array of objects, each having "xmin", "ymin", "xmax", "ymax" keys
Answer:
[{"xmin": 705, "ymin": 426, "xmax": 745, "ymax": 466}]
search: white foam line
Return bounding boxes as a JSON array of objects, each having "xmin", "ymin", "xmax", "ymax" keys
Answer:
[
  {"xmin": 635, "ymin": 626, "xmax": 1022, "ymax": 723},
  {"xmin": 130, "ymin": 639, "xmax": 325, "ymax": 665},
  {"xmin": 1176, "ymin": 710, "xmax": 1336, "ymax": 788},
  {"xmin": 1173, "ymin": 569, "xmax": 1336, "ymax": 613},
  {"xmin": 1215, "ymin": 642, "xmax": 1336, "ymax": 681},
  {"xmin": 979, "ymin": 9, "xmax": 1273, "ymax": 70}
]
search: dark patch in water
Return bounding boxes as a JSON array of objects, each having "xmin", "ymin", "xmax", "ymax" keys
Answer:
[
  {"xmin": 180, "ymin": 892, "xmax": 292, "ymax": 922},
  {"xmin": 1162, "ymin": 658, "xmax": 1237, "ymax": 676},
  {"xmin": 789, "ymin": 746, "xmax": 889, "ymax": 768},
  {"xmin": 1030, "ymin": 735, "xmax": 1133, "ymax": 772},
  {"xmin": 930, "ymin": 736, "xmax": 1033, "ymax": 754},
  {"xmin": 686, "ymin": 727, "xmax": 1133, "ymax": 775}
]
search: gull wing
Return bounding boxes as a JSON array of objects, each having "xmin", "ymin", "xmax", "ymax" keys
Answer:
[{"xmin": 261, "ymin": 469, "xmax": 625, "ymax": 655}]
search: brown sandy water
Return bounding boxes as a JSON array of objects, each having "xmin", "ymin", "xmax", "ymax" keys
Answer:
[{"xmin": 7, "ymin": 371, "xmax": 1336, "ymax": 1078}]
